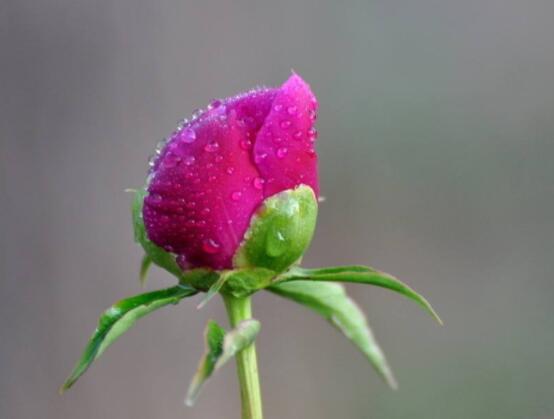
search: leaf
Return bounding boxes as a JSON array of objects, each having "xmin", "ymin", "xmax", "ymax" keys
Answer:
[
  {"xmin": 215, "ymin": 319, "xmax": 261, "ymax": 370},
  {"xmin": 60, "ymin": 285, "xmax": 197, "ymax": 393},
  {"xmin": 139, "ymin": 254, "xmax": 152, "ymax": 286},
  {"xmin": 276, "ymin": 265, "xmax": 442, "ymax": 324},
  {"xmin": 185, "ymin": 321, "xmax": 226, "ymax": 406},
  {"xmin": 132, "ymin": 188, "xmax": 184, "ymax": 279},
  {"xmin": 268, "ymin": 281, "xmax": 397, "ymax": 389},
  {"xmin": 186, "ymin": 319, "xmax": 261, "ymax": 406}
]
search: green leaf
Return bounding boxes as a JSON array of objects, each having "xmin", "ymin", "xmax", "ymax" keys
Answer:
[
  {"xmin": 268, "ymin": 281, "xmax": 397, "ymax": 389},
  {"xmin": 60, "ymin": 285, "xmax": 197, "ymax": 393},
  {"xmin": 139, "ymin": 254, "xmax": 152, "ymax": 286},
  {"xmin": 132, "ymin": 188, "xmax": 184, "ymax": 279},
  {"xmin": 186, "ymin": 319, "xmax": 261, "ymax": 406},
  {"xmin": 233, "ymin": 185, "xmax": 318, "ymax": 273},
  {"xmin": 276, "ymin": 265, "xmax": 442, "ymax": 324},
  {"xmin": 215, "ymin": 319, "xmax": 261, "ymax": 370}
]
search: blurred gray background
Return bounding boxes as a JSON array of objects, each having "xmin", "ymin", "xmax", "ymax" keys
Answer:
[{"xmin": 2, "ymin": 0, "xmax": 554, "ymax": 418}]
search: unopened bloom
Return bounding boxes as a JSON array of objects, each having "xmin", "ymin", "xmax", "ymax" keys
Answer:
[{"xmin": 143, "ymin": 73, "xmax": 319, "ymax": 270}]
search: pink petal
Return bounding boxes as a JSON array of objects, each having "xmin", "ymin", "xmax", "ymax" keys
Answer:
[
  {"xmin": 143, "ymin": 88, "xmax": 276, "ymax": 269},
  {"xmin": 253, "ymin": 73, "xmax": 319, "ymax": 197}
]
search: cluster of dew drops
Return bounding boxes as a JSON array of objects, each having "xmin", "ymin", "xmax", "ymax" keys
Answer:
[{"xmin": 144, "ymin": 86, "xmax": 317, "ymax": 260}]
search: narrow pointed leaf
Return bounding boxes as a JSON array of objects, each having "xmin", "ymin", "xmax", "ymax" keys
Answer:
[
  {"xmin": 186, "ymin": 319, "xmax": 261, "ymax": 406},
  {"xmin": 268, "ymin": 281, "xmax": 397, "ymax": 389},
  {"xmin": 186, "ymin": 321, "xmax": 226, "ymax": 406},
  {"xmin": 276, "ymin": 265, "xmax": 442, "ymax": 324},
  {"xmin": 215, "ymin": 319, "xmax": 261, "ymax": 370},
  {"xmin": 60, "ymin": 285, "xmax": 197, "ymax": 393},
  {"xmin": 139, "ymin": 254, "xmax": 152, "ymax": 286}
]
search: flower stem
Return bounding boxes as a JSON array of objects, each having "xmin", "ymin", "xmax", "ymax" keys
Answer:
[{"xmin": 223, "ymin": 294, "xmax": 263, "ymax": 419}]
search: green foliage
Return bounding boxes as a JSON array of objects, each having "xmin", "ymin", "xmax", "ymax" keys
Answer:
[
  {"xmin": 268, "ymin": 281, "xmax": 398, "ymax": 389},
  {"xmin": 276, "ymin": 265, "xmax": 442, "ymax": 324},
  {"xmin": 186, "ymin": 319, "xmax": 261, "ymax": 406},
  {"xmin": 60, "ymin": 285, "xmax": 197, "ymax": 393},
  {"xmin": 233, "ymin": 185, "xmax": 318, "ymax": 273}
]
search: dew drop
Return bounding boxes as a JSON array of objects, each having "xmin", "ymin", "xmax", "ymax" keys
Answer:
[
  {"xmin": 215, "ymin": 155, "xmax": 224, "ymax": 163},
  {"xmin": 226, "ymin": 167, "xmax": 235, "ymax": 175},
  {"xmin": 184, "ymin": 155, "xmax": 196, "ymax": 166},
  {"xmin": 265, "ymin": 228, "xmax": 286, "ymax": 257},
  {"xmin": 181, "ymin": 127, "xmax": 196, "ymax": 143},
  {"xmin": 280, "ymin": 120, "xmax": 292, "ymax": 129},
  {"xmin": 240, "ymin": 139, "xmax": 252, "ymax": 150},
  {"xmin": 308, "ymin": 127, "xmax": 318, "ymax": 142},
  {"xmin": 294, "ymin": 131, "xmax": 303, "ymax": 140},
  {"xmin": 253, "ymin": 177, "xmax": 265, "ymax": 190},
  {"xmin": 273, "ymin": 104, "xmax": 283, "ymax": 112},
  {"xmin": 276, "ymin": 147, "xmax": 288, "ymax": 159},
  {"xmin": 287, "ymin": 106, "xmax": 297, "ymax": 115},
  {"xmin": 231, "ymin": 191, "xmax": 243, "ymax": 201},
  {"xmin": 204, "ymin": 141, "xmax": 220, "ymax": 153}
]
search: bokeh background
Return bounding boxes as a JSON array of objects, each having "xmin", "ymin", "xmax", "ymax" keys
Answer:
[{"xmin": 2, "ymin": 0, "xmax": 554, "ymax": 418}]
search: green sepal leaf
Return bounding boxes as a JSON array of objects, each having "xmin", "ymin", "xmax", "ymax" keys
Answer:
[
  {"xmin": 186, "ymin": 319, "xmax": 261, "ymax": 406},
  {"xmin": 222, "ymin": 268, "xmax": 277, "ymax": 298},
  {"xmin": 197, "ymin": 272, "xmax": 229, "ymax": 309},
  {"xmin": 60, "ymin": 284, "xmax": 197, "ymax": 393},
  {"xmin": 139, "ymin": 254, "xmax": 152, "ymax": 286},
  {"xmin": 233, "ymin": 185, "xmax": 318, "ymax": 273},
  {"xmin": 132, "ymin": 188, "xmax": 183, "ymax": 279},
  {"xmin": 276, "ymin": 265, "xmax": 442, "ymax": 324},
  {"xmin": 268, "ymin": 281, "xmax": 397, "ymax": 389}
]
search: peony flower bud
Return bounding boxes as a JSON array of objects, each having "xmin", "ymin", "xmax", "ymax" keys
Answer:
[{"xmin": 143, "ymin": 73, "xmax": 319, "ymax": 270}]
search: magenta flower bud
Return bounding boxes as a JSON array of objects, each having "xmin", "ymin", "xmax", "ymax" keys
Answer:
[{"xmin": 143, "ymin": 73, "xmax": 319, "ymax": 270}]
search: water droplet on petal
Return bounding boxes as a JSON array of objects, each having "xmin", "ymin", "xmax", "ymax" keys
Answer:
[
  {"xmin": 240, "ymin": 139, "xmax": 252, "ymax": 150},
  {"xmin": 202, "ymin": 238, "xmax": 221, "ymax": 254},
  {"xmin": 273, "ymin": 104, "xmax": 283, "ymax": 112},
  {"xmin": 294, "ymin": 131, "xmax": 303, "ymax": 140},
  {"xmin": 181, "ymin": 127, "xmax": 196, "ymax": 143},
  {"xmin": 276, "ymin": 147, "xmax": 288, "ymax": 158},
  {"xmin": 280, "ymin": 120, "xmax": 292, "ymax": 129},
  {"xmin": 204, "ymin": 141, "xmax": 220, "ymax": 153},
  {"xmin": 215, "ymin": 155, "xmax": 224, "ymax": 163},
  {"xmin": 308, "ymin": 127, "xmax": 318, "ymax": 142},
  {"xmin": 226, "ymin": 167, "xmax": 235, "ymax": 175},
  {"xmin": 253, "ymin": 177, "xmax": 265, "ymax": 190},
  {"xmin": 231, "ymin": 191, "xmax": 243, "ymax": 201},
  {"xmin": 287, "ymin": 106, "xmax": 297, "ymax": 115},
  {"xmin": 266, "ymin": 228, "xmax": 286, "ymax": 257},
  {"xmin": 210, "ymin": 99, "xmax": 222, "ymax": 108}
]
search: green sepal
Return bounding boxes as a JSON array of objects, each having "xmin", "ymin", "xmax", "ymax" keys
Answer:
[
  {"xmin": 132, "ymin": 188, "xmax": 183, "ymax": 279},
  {"xmin": 179, "ymin": 268, "xmax": 277, "ymax": 300},
  {"xmin": 276, "ymin": 265, "xmax": 442, "ymax": 324},
  {"xmin": 60, "ymin": 284, "xmax": 198, "ymax": 393},
  {"xmin": 233, "ymin": 185, "xmax": 318, "ymax": 273},
  {"xmin": 268, "ymin": 281, "xmax": 397, "ymax": 389},
  {"xmin": 139, "ymin": 254, "xmax": 152, "ymax": 286},
  {"xmin": 186, "ymin": 319, "xmax": 261, "ymax": 406}
]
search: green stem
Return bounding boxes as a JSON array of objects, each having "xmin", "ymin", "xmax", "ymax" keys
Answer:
[{"xmin": 223, "ymin": 294, "xmax": 264, "ymax": 419}]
